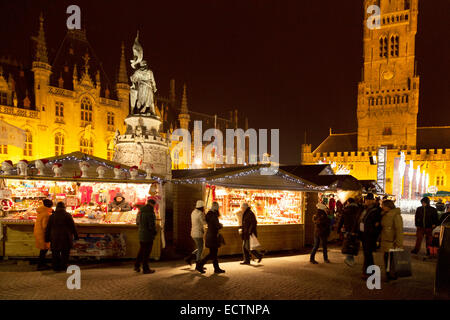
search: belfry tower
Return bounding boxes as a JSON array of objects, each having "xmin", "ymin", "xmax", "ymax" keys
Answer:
[{"xmin": 357, "ymin": 0, "xmax": 419, "ymax": 151}]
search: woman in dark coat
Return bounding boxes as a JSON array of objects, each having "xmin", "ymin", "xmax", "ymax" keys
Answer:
[
  {"xmin": 310, "ymin": 203, "xmax": 331, "ymax": 264},
  {"xmin": 196, "ymin": 202, "xmax": 225, "ymax": 274},
  {"xmin": 45, "ymin": 202, "xmax": 78, "ymax": 271},
  {"xmin": 241, "ymin": 203, "xmax": 263, "ymax": 264}
]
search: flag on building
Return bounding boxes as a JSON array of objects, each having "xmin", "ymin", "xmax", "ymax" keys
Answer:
[{"xmin": 0, "ymin": 120, "xmax": 26, "ymax": 149}]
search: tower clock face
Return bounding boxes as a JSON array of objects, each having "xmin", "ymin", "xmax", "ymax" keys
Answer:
[{"xmin": 382, "ymin": 70, "xmax": 394, "ymax": 80}]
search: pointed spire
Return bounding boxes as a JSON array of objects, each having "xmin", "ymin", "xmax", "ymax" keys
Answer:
[
  {"xmin": 118, "ymin": 42, "xmax": 128, "ymax": 84},
  {"xmin": 32, "ymin": 12, "xmax": 49, "ymax": 63},
  {"xmin": 181, "ymin": 83, "xmax": 189, "ymax": 114}
]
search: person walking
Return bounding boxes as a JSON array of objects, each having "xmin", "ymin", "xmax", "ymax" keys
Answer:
[
  {"xmin": 45, "ymin": 202, "xmax": 78, "ymax": 272},
  {"xmin": 310, "ymin": 203, "xmax": 331, "ymax": 264},
  {"xmin": 380, "ymin": 200, "xmax": 403, "ymax": 282},
  {"xmin": 185, "ymin": 200, "xmax": 206, "ymax": 266},
  {"xmin": 359, "ymin": 193, "xmax": 382, "ymax": 280},
  {"xmin": 135, "ymin": 199, "xmax": 157, "ymax": 274},
  {"xmin": 412, "ymin": 197, "xmax": 439, "ymax": 256},
  {"xmin": 337, "ymin": 197, "xmax": 362, "ymax": 267},
  {"xmin": 34, "ymin": 199, "xmax": 53, "ymax": 271},
  {"xmin": 240, "ymin": 203, "xmax": 263, "ymax": 265},
  {"xmin": 196, "ymin": 202, "xmax": 225, "ymax": 274}
]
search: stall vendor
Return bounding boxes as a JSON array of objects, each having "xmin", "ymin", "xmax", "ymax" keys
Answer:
[{"xmin": 108, "ymin": 193, "xmax": 132, "ymax": 212}]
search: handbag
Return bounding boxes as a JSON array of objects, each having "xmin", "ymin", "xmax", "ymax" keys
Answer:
[
  {"xmin": 387, "ymin": 248, "xmax": 412, "ymax": 278},
  {"xmin": 217, "ymin": 233, "xmax": 225, "ymax": 247},
  {"xmin": 250, "ymin": 234, "xmax": 262, "ymax": 250}
]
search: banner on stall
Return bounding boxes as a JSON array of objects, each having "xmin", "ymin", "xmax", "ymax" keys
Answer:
[{"xmin": 71, "ymin": 233, "xmax": 126, "ymax": 257}]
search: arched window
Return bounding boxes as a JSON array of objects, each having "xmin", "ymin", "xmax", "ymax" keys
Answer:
[
  {"xmin": 405, "ymin": 95, "xmax": 409, "ymax": 103},
  {"xmin": 55, "ymin": 133, "xmax": 64, "ymax": 156},
  {"xmin": 377, "ymin": 96, "xmax": 383, "ymax": 105},
  {"xmin": 390, "ymin": 35, "xmax": 399, "ymax": 57},
  {"xmin": 81, "ymin": 97, "xmax": 93, "ymax": 126},
  {"xmin": 80, "ymin": 137, "xmax": 93, "ymax": 155},
  {"xmin": 385, "ymin": 96, "xmax": 391, "ymax": 104},
  {"xmin": 24, "ymin": 130, "xmax": 32, "ymax": 157},
  {"xmin": 379, "ymin": 37, "xmax": 388, "ymax": 58}
]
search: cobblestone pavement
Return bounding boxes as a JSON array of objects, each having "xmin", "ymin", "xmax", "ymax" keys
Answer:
[{"xmin": 0, "ymin": 237, "xmax": 439, "ymax": 300}]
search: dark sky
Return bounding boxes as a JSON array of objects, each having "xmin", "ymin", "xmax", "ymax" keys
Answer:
[{"xmin": 0, "ymin": 0, "xmax": 449, "ymax": 164}]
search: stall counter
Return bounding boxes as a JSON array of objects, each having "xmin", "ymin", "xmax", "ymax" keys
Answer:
[{"xmin": 0, "ymin": 220, "xmax": 161, "ymax": 260}]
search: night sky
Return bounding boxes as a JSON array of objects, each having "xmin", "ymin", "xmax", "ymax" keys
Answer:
[{"xmin": 0, "ymin": 0, "xmax": 449, "ymax": 164}]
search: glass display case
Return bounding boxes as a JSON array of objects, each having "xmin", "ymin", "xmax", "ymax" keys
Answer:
[{"xmin": 205, "ymin": 185, "xmax": 304, "ymax": 226}]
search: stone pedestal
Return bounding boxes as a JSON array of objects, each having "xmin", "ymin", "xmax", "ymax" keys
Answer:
[{"xmin": 113, "ymin": 114, "xmax": 171, "ymax": 178}]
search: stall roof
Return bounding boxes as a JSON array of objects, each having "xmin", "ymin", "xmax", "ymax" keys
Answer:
[
  {"xmin": 299, "ymin": 174, "xmax": 362, "ymax": 191},
  {"xmin": 3, "ymin": 152, "xmax": 163, "ymax": 183},
  {"xmin": 279, "ymin": 164, "xmax": 334, "ymax": 177},
  {"xmin": 172, "ymin": 165, "xmax": 331, "ymax": 192}
]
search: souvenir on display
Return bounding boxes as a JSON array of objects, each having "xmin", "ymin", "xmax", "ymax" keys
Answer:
[
  {"xmin": 1, "ymin": 160, "xmax": 13, "ymax": 175},
  {"xmin": 35, "ymin": 159, "xmax": 49, "ymax": 176},
  {"xmin": 17, "ymin": 160, "xmax": 29, "ymax": 176},
  {"xmin": 52, "ymin": 163, "xmax": 63, "ymax": 177}
]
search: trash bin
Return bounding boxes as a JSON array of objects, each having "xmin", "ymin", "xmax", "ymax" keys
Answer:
[{"xmin": 435, "ymin": 218, "xmax": 450, "ymax": 299}]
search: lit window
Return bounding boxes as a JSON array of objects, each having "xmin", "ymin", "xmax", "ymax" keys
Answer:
[
  {"xmin": 390, "ymin": 35, "xmax": 399, "ymax": 57},
  {"xmin": 80, "ymin": 137, "xmax": 93, "ymax": 155},
  {"xmin": 107, "ymin": 112, "xmax": 115, "ymax": 131},
  {"xmin": 383, "ymin": 127, "xmax": 392, "ymax": 136},
  {"xmin": 0, "ymin": 145, "xmax": 7, "ymax": 154},
  {"xmin": 24, "ymin": 130, "xmax": 32, "ymax": 157},
  {"xmin": 81, "ymin": 97, "xmax": 93, "ymax": 126},
  {"xmin": 379, "ymin": 37, "xmax": 388, "ymax": 58},
  {"xmin": 0, "ymin": 92, "xmax": 7, "ymax": 105},
  {"xmin": 55, "ymin": 133, "xmax": 64, "ymax": 156}
]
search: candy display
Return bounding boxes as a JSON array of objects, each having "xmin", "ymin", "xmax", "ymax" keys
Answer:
[{"xmin": 205, "ymin": 185, "xmax": 303, "ymax": 226}]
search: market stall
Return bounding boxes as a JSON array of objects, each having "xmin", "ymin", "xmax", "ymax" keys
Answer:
[
  {"xmin": 171, "ymin": 165, "xmax": 324, "ymax": 255},
  {"xmin": 0, "ymin": 152, "xmax": 165, "ymax": 260}
]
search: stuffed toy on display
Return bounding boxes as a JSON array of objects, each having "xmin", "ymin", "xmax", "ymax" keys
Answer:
[
  {"xmin": 79, "ymin": 161, "xmax": 90, "ymax": 178},
  {"xmin": 52, "ymin": 163, "xmax": 63, "ymax": 177},
  {"xmin": 96, "ymin": 165, "xmax": 106, "ymax": 178},
  {"xmin": 17, "ymin": 160, "xmax": 29, "ymax": 176},
  {"xmin": 130, "ymin": 166, "xmax": 139, "ymax": 180},
  {"xmin": 1, "ymin": 160, "xmax": 13, "ymax": 175},
  {"xmin": 35, "ymin": 159, "xmax": 49, "ymax": 176}
]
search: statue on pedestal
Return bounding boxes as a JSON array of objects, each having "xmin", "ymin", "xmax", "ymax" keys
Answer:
[{"xmin": 130, "ymin": 31, "xmax": 157, "ymax": 115}]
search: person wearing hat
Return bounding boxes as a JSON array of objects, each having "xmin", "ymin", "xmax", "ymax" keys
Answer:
[
  {"xmin": 310, "ymin": 202, "xmax": 331, "ymax": 264},
  {"xmin": 358, "ymin": 193, "xmax": 382, "ymax": 279},
  {"xmin": 412, "ymin": 197, "xmax": 439, "ymax": 255},
  {"xmin": 185, "ymin": 200, "xmax": 207, "ymax": 266},
  {"xmin": 135, "ymin": 199, "xmax": 157, "ymax": 274},
  {"xmin": 108, "ymin": 192, "xmax": 132, "ymax": 212},
  {"xmin": 34, "ymin": 199, "xmax": 53, "ymax": 270},
  {"xmin": 196, "ymin": 202, "xmax": 225, "ymax": 274}
]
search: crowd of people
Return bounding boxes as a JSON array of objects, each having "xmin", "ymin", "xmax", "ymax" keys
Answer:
[
  {"xmin": 32, "ymin": 191, "xmax": 449, "ymax": 279},
  {"xmin": 309, "ymin": 192, "xmax": 450, "ymax": 282}
]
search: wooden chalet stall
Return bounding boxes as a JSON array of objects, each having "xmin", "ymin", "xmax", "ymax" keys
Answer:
[
  {"xmin": 171, "ymin": 165, "xmax": 328, "ymax": 256},
  {"xmin": 0, "ymin": 152, "xmax": 165, "ymax": 260}
]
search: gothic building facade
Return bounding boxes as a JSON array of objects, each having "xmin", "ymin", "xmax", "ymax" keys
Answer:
[
  {"xmin": 0, "ymin": 13, "xmax": 247, "ymax": 167},
  {"xmin": 301, "ymin": 0, "xmax": 450, "ymax": 197}
]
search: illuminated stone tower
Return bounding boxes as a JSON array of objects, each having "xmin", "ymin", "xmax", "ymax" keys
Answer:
[{"xmin": 357, "ymin": 0, "xmax": 419, "ymax": 151}]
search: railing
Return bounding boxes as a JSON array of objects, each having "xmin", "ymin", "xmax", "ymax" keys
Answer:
[
  {"xmin": 99, "ymin": 97, "xmax": 121, "ymax": 108},
  {"xmin": 48, "ymin": 86, "xmax": 76, "ymax": 98},
  {"xmin": 0, "ymin": 105, "xmax": 40, "ymax": 119}
]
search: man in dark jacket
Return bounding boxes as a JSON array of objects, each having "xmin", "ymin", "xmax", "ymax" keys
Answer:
[
  {"xmin": 412, "ymin": 197, "xmax": 439, "ymax": 255},
  {"xmin": 240, "ymin": 203, "xmax": 263, "ymax": 265},
  {"xmin": 358, "ymin": 193, "xmax": 382, "ymax": 279},
  {"xmin": 310, "ymin": 203, "xmax": 331, "ymax": 264},
  {"xmin": 45, "ymin": 202, "xmax": 78, "ymax": 272},
  {"xmin": 135, "ymin": 199, "xmax": 157, "ymax": 274},
  {"xmin": 337, "ymin": 197, "xmax": 362, "ymax": 267}
]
